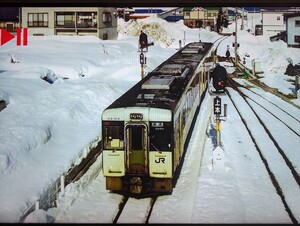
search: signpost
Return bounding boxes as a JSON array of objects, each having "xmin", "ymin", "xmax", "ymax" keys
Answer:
[
  {"xmin": 212, "ymin": 95, "xmax": 227, "ymax": 172},
  {"xmin": 213, "ymin": 96, "xmax": 222, "ymax": 146},
  {"xmin": 213, "ymin": 96, "xmax": 222, "ymax": 115},
  {"xmin": 208, "ymin": 60, "xmax": 228, "ymax": 172}
]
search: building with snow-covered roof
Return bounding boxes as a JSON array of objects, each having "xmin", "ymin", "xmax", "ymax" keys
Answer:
[
  {"xmin": 261, "ymin": 7, "xmax": 300, "ymax": 37},
  {"xmin": 183, "ymin": 7, "xmax": 225, "ymax": 31},
  {"xmin": 285, "ymin": 13, "xmax": 300, "ymax": 48},
  {"xmin": 159, "ymin": 7, "xmax": 183, "ymax": 22},
  {"xmin": 21, "ymin": 7, "xmax": 118, "ymax": 40},
  {"xmin": 128, "ymin": 7, "xmax": 182, "ymax": 22}
]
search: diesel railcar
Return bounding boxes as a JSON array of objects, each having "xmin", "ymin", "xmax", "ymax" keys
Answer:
[{"xmin": 102, "ymin": 42, "xmax": 214, "ymax": 195}]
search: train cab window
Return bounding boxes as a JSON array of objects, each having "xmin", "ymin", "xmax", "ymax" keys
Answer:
[
  {"xmin": 130, "ymin": 126, "xmax": 143, "ymax": 150},
  {"xmin": 150, "ymin": 122, "xmax": 172, "ymax": 151},
  {"xmin": 103, "ymin": 121, "xmax": 124, "ymax": 149}
]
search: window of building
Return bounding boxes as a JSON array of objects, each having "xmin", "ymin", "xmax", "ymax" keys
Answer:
[
  {"xmin": 295, "ymin": 20, "xmax": 300, "ymax": 27},
  {"xmin": 55, "ymin": 12, "xmax": 75, "ymax": 28},
  {"xmin": 103, "ymin": 12, "xmax": 112, "ymax": 23},
  {"xmin": 277, "ymin": 16, "xmax": 281, "ymax": 21},
  {"xmin": 77, "ymin": 12, "xmax": 97, "ymax": 28},
  {"xmin": 28, "ymin": 13, "xmax": 48, "ymax": 27},
  {"xmin": 295, "ymin": 35, "xmax": 300, "ymax": 43}
]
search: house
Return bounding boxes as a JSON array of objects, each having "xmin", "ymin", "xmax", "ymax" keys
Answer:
[
  {"xmin": 115, "ymin": 7, "xmax": 183, "ymax": 22},
  {"xmin": 227, "ymin": 7, "xmax": 247, "ymax": 23},
  {"xmin": 261, "ymin": 7, "xmax": 300, "ymax": 37},
  {"xmin": 159, "ymin": 7, "xmax": 183, "ymax": 22},
  {"xmin": 183, "ymin": 7, "xmax": 206, "ymax": 28},
  {"xmin": 183, "ymin": 7, "xmax": 226, "ymax": 31},
  {"xmin": 128, "ymin": 7, "xmax": 182, "ymax": 21},
  {"xmin": 129, "ymin": 8, "xmax": 165, "ymax": 20},
  {"xmin": 21, "ymin": 7, "xmax": 118, "ymax": 40},
  {"xmin": 285, "ymin": 13, "xmax": 300, "ymax": 48},
  {"xmin": 116, "ymin": 8, "xmax": 135, "ymax": 21},
  {"xmin": 0, "ymin": 7, "xmax": 20, "ymax": 32}
]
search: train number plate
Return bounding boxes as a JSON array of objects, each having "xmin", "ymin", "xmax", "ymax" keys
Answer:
[{"xmin": 130, "ymin": 113, "xmax": 143, "ymax": 120}]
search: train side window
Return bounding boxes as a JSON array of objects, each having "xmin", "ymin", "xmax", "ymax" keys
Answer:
[{"xmin": 103, "ymin": 122, "xmax": 124, "ymax": 149}]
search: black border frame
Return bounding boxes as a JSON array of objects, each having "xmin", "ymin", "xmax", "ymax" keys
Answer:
[{"xmin": 1, "ymin": 0, "xmax": 300, "ymax": 7}]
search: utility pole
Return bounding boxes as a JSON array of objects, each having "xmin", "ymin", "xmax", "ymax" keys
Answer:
[
  {"xmin": 234, "ymin": 7, "xmax": 238, "ymax": 66},
  {"xmin": 140, "ymin": 51, "xmax": 146, "ymax": 79},
  {"xmin": 19, "ymin": 7, "xmax": 21, "ymax": 28},
  {"xmin": 241, "ymin": 8, "xmax": 244, "ymax": 30},
  {"xmin": 198, "ymin": 8, "xmax": 201, "ymax": 42}
]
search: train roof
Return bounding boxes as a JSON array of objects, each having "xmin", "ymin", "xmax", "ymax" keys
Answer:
[{"xmin": 105, "ymin": 42, "xmax": 213, "ymax": 111}]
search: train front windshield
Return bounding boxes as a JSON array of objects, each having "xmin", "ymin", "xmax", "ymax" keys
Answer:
[
  {"xmin": 103, "ymin": 121, "xmax": 173, "ymax": 151},
  {"xmin": 103, "ymin": 121, "xmax": 124, "ymax": 149},
  {"xmin": 150, "ymin": 122, "xmax": 172, "ymax": 151}
]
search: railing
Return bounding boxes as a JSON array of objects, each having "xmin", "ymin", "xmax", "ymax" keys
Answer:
[
  {"xmin": 295, "ymin": 70, "xmax": 300, "ymax": 94},
  {"xmin": 18, "ymin": 138, "xmax": 102, "ymax": 222}
]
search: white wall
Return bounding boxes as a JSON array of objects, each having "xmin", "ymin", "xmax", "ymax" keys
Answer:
[
  {"xmin": 262, "ymin": 12, "xmax": 285, "ymax": 36},
  {"xmin": 287, "ymin": 16, "xmax": 300, "ymax": 45},
  {"xmin": 21, "ymin": 7, "xmax": 117, "ymax": 39}
]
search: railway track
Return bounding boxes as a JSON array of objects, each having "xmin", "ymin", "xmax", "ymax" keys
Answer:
[
  {"xmin": 34, "ymin": 37, "xmax": 300, "ymax": 223},
  {"xmin": 227, "ymin": 75, "xmax": 300, "ymax": 178},
  {"xmin": 112, "ymin": 196, "xmax": 157, "ymax": 223},
  {"xmin": 226, "ymin": 76, "xmax": 300, "ymax": 224},
  {"xmin": 242, "ymin": 86, "xmax": 300, "ymax": 125}
]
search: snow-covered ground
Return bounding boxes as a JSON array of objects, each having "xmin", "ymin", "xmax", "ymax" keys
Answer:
[{"xmin": 0, "ymin": 13, "xmax": 300, "ymax": 223}]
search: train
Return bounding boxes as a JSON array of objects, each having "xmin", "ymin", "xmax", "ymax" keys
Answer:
[{"xmin": 102, "ymin": 41, "xmax": 214, "ymax": 195}]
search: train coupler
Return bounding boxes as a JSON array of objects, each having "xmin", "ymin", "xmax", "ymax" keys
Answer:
[{"xmin": 129, "ymin": 177, "xmax": 143, "ymax": 194}]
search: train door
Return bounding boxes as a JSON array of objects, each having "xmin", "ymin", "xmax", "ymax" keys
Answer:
[
  {"xmin": 175, "ymin": 117, "xmax": 181, "ymax": 167},
  {"xmin": 174, "ymin": 113, "xmax": 183, "ymax": 168},
  {"xmin": 125, "ymin": 123, "xmax": 148, "ymax": 175}
]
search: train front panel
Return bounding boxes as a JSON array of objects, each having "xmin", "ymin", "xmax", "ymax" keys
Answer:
[
  {"xmin": 102, "ymin": 107, "xmax": 174, "ymax": 194},
  {"xmin": 102, "ymin": 108, "xmax": 125, "ymax": 191}
]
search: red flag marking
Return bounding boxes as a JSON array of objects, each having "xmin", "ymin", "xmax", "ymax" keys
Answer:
[
  {"xmin": 23, "ymin": 28, "xmax": 28, "ymax": 46},
  {"xmin": 17, "ymin": 28, "xmax": 21, "ymax": 46},
  {"xmin": 0, "ymin": 29, "xmax": 15, "ymax": 46}
]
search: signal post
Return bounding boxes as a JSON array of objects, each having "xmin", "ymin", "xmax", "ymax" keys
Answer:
[{"xmin": 138, "ymin": 30, "xmax": 154, "ymax": 79}]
